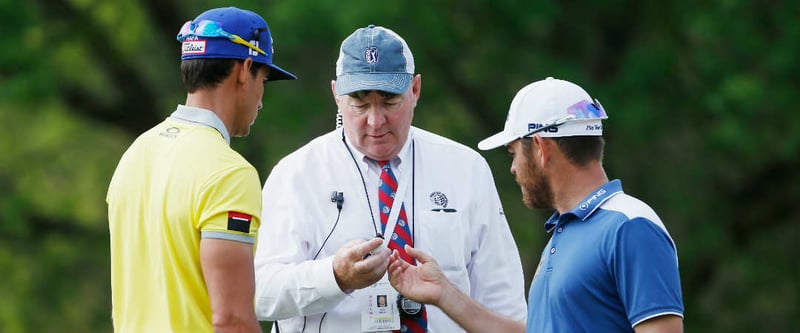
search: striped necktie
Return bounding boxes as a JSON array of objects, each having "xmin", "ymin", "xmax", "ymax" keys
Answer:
[{"xmin": 378, "ymin": 160, "xmax": 428, "ymax": 333}]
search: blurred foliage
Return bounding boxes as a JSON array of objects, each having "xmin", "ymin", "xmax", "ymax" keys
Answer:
[{"xmin": 1, "ymin": 0, "xmax": 798, "ymax": 332}]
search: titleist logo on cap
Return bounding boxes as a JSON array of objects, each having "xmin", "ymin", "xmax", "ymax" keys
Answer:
[{"xmin": 182, "ymin": 41, "xmax": 206, "ymax": 54}]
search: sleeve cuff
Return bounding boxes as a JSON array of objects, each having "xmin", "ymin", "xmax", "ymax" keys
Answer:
[
  {"xmin": 313, "ymin": 256, "xmax": 349, "ymax": 298},
  {"xmin": 201, "ymin": 231, "xmax": 255, "ymax": 244}
]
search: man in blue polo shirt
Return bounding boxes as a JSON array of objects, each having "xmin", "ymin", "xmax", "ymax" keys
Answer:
[{"xmin": 387, "ymin": 77, "xmax": 684, "ymax": 333}]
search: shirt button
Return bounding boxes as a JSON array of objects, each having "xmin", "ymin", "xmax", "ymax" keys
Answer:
[
  {"xmin": 550, "ymin": 247, "xmax": 556, "ymax": 254},
  {"xmin": 557, "ymin": 227, "xmax": 563, "ymax": 233}
]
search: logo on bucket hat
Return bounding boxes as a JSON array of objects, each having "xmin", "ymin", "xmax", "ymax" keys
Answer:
[
  {"xmin": 478, "ymin": 77, "xmax": 608, "ymax": 150},
  {"xmin": 176, "ymin": 7, "xmax": 296, "ymax": 81},
  {"xmin": 334, "ymin": 25, "xmax": 414, "ymax": 95}
]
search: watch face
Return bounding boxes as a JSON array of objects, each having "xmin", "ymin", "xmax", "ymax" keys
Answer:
[{"xmin": 397, "ymin": 295, "xmax": 423, "ymax": 317}]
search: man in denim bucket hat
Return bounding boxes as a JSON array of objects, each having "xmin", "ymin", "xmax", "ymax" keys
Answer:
[
  {"xmin": 253, "ymin": 25, "xmax": 527, "ymax": 332},
  {"xmin": 108, "ymin": 6, "xmax": 295, "ymax": 333},
  {"xmin": 334, "ymin": 24, "xmax": 414, "ymax": 95}
]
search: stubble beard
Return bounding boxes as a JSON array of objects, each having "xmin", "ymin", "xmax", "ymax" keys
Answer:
[{"xmin": 521, "ymin": 155, "xmax": 554, "ymax": 210}]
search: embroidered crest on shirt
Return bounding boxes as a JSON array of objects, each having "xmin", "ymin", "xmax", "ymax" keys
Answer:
[
  {"xmin": 430, "ymin": 191, "xmax": 456, "ymax": 213},
  {"xmin": 159, "ymin": 126, "xmax": 181, "ymax": 139}
]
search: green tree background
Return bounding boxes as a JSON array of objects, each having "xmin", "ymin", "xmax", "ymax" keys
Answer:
[{"xmin": 1, "ymin": 0, "xmax": 798, "ymax": 332}]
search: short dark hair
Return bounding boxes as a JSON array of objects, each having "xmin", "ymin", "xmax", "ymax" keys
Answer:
[
  {"xmin": 521, "ymin": 136, "xmax": 605, "ymax": 167},
  {"xmin": 181, "ymin": 59, "xmax": 266, "ymax": 93},
  {"xmin": 551, "ymin": 136, "xmax": 605, "ymax": 166}
]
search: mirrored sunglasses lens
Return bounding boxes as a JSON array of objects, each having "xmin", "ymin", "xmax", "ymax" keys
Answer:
[
  {"xmin": 193, "ymin": 20, "xmax": 216, "ymax": 36},
  {"xmin": 567, "ymin": 100, "xmax": 606, "ymax": 120},
  {"xmin": 177, "ymin": 21, "xmax": 193, "ymax": 40}
]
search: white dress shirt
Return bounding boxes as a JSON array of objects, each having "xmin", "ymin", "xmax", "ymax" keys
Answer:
[{"xmin": 254, "ymin": 127, "xmax": 527, "ymax": 332}]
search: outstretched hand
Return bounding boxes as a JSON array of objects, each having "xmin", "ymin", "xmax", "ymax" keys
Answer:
[
  {"xmin": 389, "ymin": 245, "xmax": 527, "ymax": 333},
  {"xmin": 387, "ymin": 245, "xmax": 449, "ymax": 306}
]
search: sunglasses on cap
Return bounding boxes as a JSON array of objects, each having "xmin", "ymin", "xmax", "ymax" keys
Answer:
[
  {"xmin": 520, "ymin": 99, "xmax": 608, "ymax": 139},
  {"xmin": 177, "ymin": 19, "xmax": 266, "ymax": 56}
]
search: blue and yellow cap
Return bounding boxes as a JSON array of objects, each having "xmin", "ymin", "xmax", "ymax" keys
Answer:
[{"xmin": 177, "ymin": 7, "xmax": 296, "ymax": 81}]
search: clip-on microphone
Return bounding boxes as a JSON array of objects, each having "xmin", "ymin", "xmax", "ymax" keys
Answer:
[
  {"xmin": 314, "ymin": 191, "xmax": 345, "ymax": 260},
  {"xmin": 330, "ymin": 191, "xmax": 344, "ymax": 210}
]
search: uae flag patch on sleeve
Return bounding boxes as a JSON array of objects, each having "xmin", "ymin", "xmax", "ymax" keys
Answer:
[{"xmin": 227, "ymin": 212, "xmax": 252, "ymax": 233}]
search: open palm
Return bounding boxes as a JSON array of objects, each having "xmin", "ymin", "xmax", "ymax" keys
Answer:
[{"xmin": 388, "ymin": 245, "xmax": 449, "ymax": 306}]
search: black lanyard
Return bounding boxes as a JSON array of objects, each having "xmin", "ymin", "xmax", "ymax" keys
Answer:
[{"xmin": 341, "ymin": 131, "xmax": 416, "ymax": 243}]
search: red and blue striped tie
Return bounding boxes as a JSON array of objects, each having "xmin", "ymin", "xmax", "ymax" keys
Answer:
[{"xmin": 378, "ymin": 160, "xmax": 428, "ymax": 333}]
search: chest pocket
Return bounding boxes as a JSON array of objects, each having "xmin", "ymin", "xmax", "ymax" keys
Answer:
[{"xmin": 416, "ymin": 210, "xmax": 469, "ymax": 286}]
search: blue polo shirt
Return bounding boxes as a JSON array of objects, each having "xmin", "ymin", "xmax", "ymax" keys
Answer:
[{"xmin": 526, "ymin": 180, "xmax": 683, "ymax": 333}]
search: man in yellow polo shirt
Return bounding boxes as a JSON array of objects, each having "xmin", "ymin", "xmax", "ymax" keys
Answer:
[{"xmin": 106, "ymin": 7, "xmax": 296, "ymax": 333}]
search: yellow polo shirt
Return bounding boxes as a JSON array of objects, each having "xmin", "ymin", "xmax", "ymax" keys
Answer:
[{"xmin": 107, "ymin": 108, "xmax": 261, "ymax": 333}]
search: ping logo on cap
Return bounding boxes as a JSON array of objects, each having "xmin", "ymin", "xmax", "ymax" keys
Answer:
[
  {"xmin": 528, "ymin": 123, "xmax": 559, "ymax": 133},
  {"xmin": 182, "ymin": 40, "xmax": 207, "ymax": 55}
]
